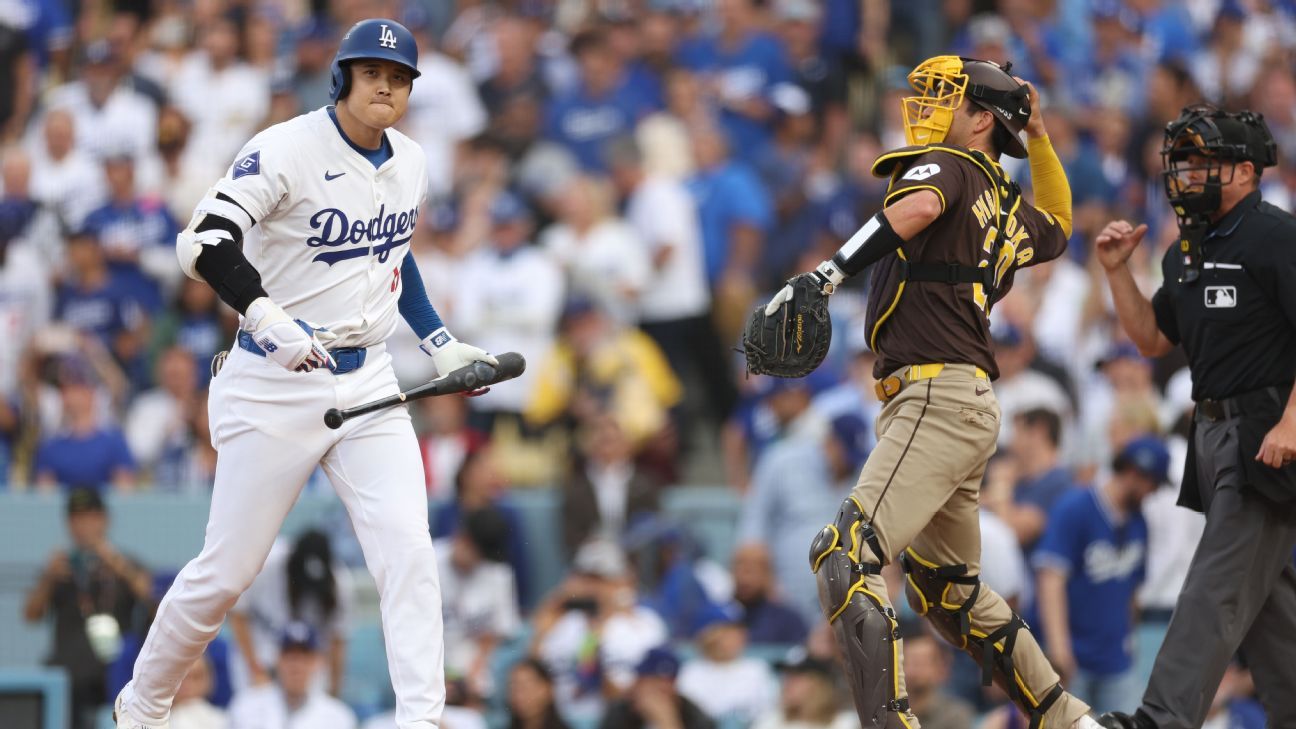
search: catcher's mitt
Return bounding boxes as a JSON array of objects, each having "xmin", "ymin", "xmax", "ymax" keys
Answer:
[{"xmin": 743, "ymin": 272, "xmax": 832, "ymax": 378}]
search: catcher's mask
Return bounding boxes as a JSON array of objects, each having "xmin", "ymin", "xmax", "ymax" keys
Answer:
[
  {"xmin": 1161, "ymin": 104, "xmax": 1277, "ymax": 218},
  {"xmin": 902, "ymin": 55, "xmax": 1032, "ymax": 158}
]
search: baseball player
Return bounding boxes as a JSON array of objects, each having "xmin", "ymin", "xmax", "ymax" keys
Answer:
[
  {"xmin": 113, "ymin": 19, "xmax": 494, "ymax": 729},
  {"xmin": 758, "ymin": 56, "xmax": 1098, "ymax": 729}
]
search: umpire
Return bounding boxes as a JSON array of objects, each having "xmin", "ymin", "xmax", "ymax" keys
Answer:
[{"xmin": 1095, "ymin": 104, "xmax": 1296, "ymax": 729}]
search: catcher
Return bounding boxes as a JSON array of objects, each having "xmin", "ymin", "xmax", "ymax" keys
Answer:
[{"xmin": 746, "ymin": 56, "xmax": 1097, "ymax": 729}]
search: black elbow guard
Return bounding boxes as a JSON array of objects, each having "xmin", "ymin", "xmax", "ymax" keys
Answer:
[
  {"xmin": 194, "ymin": 240, "xmax": 268, "ymax": 314},
  {"xmin": 831, "ymin": 212, "xmax": 907, "ymax": 277}
]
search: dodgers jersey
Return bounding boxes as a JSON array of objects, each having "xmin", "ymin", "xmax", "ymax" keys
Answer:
[{"xmin": 213, "ymin": 107, "xmax": 428, "ymax": 349}]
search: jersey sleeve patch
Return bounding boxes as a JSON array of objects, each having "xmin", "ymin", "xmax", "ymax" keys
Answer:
[
  {"xmin": 901, "ymin": 163, "xmax": 942, "ymax": 181},
  {"xmin": 232, "ymin": 151, "xmax": 261, "ymax": 179}
]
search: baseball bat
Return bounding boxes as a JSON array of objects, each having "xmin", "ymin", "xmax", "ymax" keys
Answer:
[{"xmin": 323, "ymin": 352, "xmax": 526, "ymax": 429}]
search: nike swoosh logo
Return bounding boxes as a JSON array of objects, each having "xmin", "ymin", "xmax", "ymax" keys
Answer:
[
  {"xmin": 976, "ymin": 387, "xmax": 989, "ymax": 396},
  {"xmin": 324, "ymin": 171, "xmax": 345, "ymax": 181}
]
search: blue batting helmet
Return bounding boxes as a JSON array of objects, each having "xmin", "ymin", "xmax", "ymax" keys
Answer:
[{"xmin": 329, "ymin": 19, "xmax": 421, "ymax": 102}]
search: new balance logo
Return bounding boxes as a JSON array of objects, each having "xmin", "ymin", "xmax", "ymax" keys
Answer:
[
  {"xmin": 432, "ymin": 332, "xmax": 451, "ymax": 348},
  {"xmin": 258, "ymin": 338, "xmax": 278, "ymax": 353},
  {"xmin": 378, "ymin": 24, "xmax": 398, "ymax": 49},
  {"xmin": 325, "ymin": 171, "xmax": 346, "ymax": 181}
]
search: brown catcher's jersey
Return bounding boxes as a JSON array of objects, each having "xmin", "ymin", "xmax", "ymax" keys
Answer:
[{"xmin": 863, "ymin": 145, "xmax": 1068, "ymax": 380}]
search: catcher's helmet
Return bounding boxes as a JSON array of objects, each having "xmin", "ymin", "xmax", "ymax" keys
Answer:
[
  {"xmin": 329, "ymin": 19, "xmax": 421, "ymax": 103},
  {"xmin": 902, "ymin": 55, "xmax": 1032, "ymax": 158},
  {"xmin": 1161, "ymin": 103, "xmax": 1277, "ymax": 217}
]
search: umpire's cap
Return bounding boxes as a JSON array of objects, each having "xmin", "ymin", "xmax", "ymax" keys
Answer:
[{"xmin": 329, "ymin": 19, "xmax": 421, "ymax": 102}]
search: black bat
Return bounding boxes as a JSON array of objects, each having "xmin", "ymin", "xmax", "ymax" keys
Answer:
[{"xmin": 323, "ymin": 352, "xmax": 526, "ymax": 429}]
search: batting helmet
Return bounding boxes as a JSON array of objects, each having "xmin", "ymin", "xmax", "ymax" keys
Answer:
[
  {"xmin": 329, "ymin": 19, "xmax": 421, "ymax": 103},
  {"xmin": 901, "ymin": 55, "xmax": 1032, "ymax": 158}
]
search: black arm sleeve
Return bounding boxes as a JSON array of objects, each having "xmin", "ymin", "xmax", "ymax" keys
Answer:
[
  {"xmin": 830, "ymin": 211, "xmax": 907, "ymax": 277},
  {"xmin": 192, "ymin": 193, "xmax": 266, "ymax": 314}
]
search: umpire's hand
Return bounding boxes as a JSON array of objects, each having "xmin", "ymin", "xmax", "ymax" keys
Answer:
[
  {"xmin": 1257, "ymin": 418, "xmax": 1296, "ymax": 468},
  {"xmin": 1094, "ymin": 220, "xmax": 1149, "ymax": 271}
]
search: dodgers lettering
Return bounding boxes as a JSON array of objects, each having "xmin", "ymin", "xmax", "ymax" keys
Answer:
[{"xmin": 307, "ymin": 205, "xmax": 419, "ymax": 265}]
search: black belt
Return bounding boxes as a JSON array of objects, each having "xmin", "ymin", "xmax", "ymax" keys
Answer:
[{"xmin": 1195, "ymin": 385, "xmax": 1289, "ymax": 422}]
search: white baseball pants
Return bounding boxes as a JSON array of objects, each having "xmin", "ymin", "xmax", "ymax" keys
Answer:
[{"xmin": 122, "ymin": 343, "xmax": 445, "ymax": 728}]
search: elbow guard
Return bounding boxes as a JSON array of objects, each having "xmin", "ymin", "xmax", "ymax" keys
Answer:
[
  {"xmin": 193, "ymin": 240, "xmax": 268, "ymax": 314},
  {"xmin": 830, "ymin": 211, "xmax": 907, "ymax": 277},
  {"xmin": 176, "ymin": 191, "xmax": 255, "ymax": 280}
]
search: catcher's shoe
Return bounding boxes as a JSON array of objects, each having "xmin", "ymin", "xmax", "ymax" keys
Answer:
[{"xmin": 113, "ymin": 685, "xmax": 169, "ymax": 729}]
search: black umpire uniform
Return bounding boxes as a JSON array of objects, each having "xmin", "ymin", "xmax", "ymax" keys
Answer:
[{"xmin": 1104, "ymin": 107, "xmax": 1296, "ymax": 729}]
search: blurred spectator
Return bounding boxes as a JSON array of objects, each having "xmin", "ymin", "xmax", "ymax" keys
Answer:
[
  {"xmin": 457, "ymin": 190, "xmax": 564, "ymax": 427},
  {"xmin": 150, "ymin": 105, "xmax": 223, "ymax": 225},
  {"xmin": 978, "ymin": 507, "xmax": 1032, "ymax": 610},
  {"xmin": 1130, "ymin": 0, "xmax": 1201, "ymax": 64},
  {"xmin": 507, "ymin": 658, "xmax": 573, "ymax": 729},
  {"xmin": 476, "ymin": 16, "xmax": 550, "ymax": 119},
  {"xmin": 1035, "ymin": 436, "xmax": 1164, "ymax": 712},
  {"xmin": 431, "ymin": 445, "xmax": 530, "ymax": 601},
  {"xmin": 983, "ymin": 407, "xmax": 1077, "ymax": 551},
  {"xmin": 544, "ymin": 28, "xmax": 655, "ymax": 172},
  {"xmin": 729, "ymin": 543, "xmax": 808, "ymax": 644},
  {"xmin": 1082, "ymin": 342, "xmax": 1160, "ymax": 479},
  {"xmin": 54, "ymin": 230, "xmax": 146, "ymax": 378},
  {"xmin": 43, "ymin": 39, "xmax": 157, "ymax": 161},
  {"xmin": 416, "ymin": 395, "xmax": 486, "ymax": 501},
  {"xmin": 229, "ymin": 530, "xmax": 354, "ymax": 696},
  {"xmin": 0, "ymin": 147, "xmax": 55, "ymax": 388},
  {"xmin": 738, "ymin": 410, "xmax": 864, "ymax": 624},
  {"xmin": 23, "ymin": 489, "xmax": 154, "ymax": 729},
  {"xmin": 752, "ymin": 650, "xmax": 854, "ymax": 729},
  {"xmin": 540, "ymin": 175, "xmax": 649, "ymax": 326},
  {"xmin": 533, "ymin": 539, "xmax": 668, "ymax": 723},
  {"xmin": 1201, "ymin": 662, "xmax": 1266, "ymax": 729},
  {"xmin": 170, "ymin": 654, "xmax": 226, "ymax": 729},
  {"xmin": 80, "ymin": 149, "xmax": 180, "ymax": 315},
  {"xmin": 403, "ymin": 26, "xmax": 487, "ymax": 197},
  {"xmin": 436, "ymin": 507, "xmax": 521, "ymax": 701},
  {"xmin": 599, "ymin": 646, "xmax": 717, "ymax": 729},
  {"xmin": 526, "ymin": 300, "xmax": 682, "ymax": 447},
  {"xmin": 687, "ymin": 122, "xmax": 771, "ymax": 338},
  {"xmin": 168, "ymin": 16, "xmax": 270, "ymax": 171},
  {"xmin": 26, "ymin": 108, "xmax": 106, "ymax": 231},
  {"xmin": 632, "ymin": 519, "xmax": 732, "ymax": 641},
  {"xmin": 991, "ymin": 324, "xmax": 1072, "ymax": 444},
  {"xmin": 125, "ymin": 346, "xmax": 203, "ymax": 486},
  {"xmin": 562, "ymin": 412, "xmax": 661, "ymax": 558},
  {"xmin": 814, "ymin": 133, "xmax": 887, "ymax": 259},
  {"xmin": 226, "ymin": 622, "xmax": 357, "ymax": 729},
  {"xmin": 149, "ymin": 277, "xmax": 228, "ymax": 387},
  {"xmin": 0, "ymin": 15, "xmax": 33, "ymax": 143},
  {"xmin": 33, "ymin": 365, "xmax": 136, "ymax": 492},
  {"xmin": 902, "ymin": 629, "xmax": 976, "ymax": 729},
  {"xmin": 723, "ymin": 375, "xmax": 827, "ymax": 493},
  {"xmin": 607, "ymin": 134, "xmax": 735, "ymax": 429},
  {"xmin": 775, "ymin": 0, "xmax": 847, "ymax": 156},
  {"xmin": 676, "ymin": 0, "xmax": 792, "ymax": 161},
  {"xmin": 677, "ymin": 606, "xmax": 779, "ymax": 724}
]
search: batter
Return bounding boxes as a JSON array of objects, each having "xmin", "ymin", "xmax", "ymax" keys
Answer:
[{"xmin": 113, "ymin": 19, "xmax": 495, "ymax": 729}]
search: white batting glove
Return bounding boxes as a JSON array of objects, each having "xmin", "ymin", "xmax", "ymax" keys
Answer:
[
  {"xmin": 763, "ymin": 260, "xmax": 846, "ymax": 315},
  {"xmin": 420, "ymin": 327, "xmax": 499, "ymax": 377},
  {"xmin": 242, "ymin": 297, "xmax": 337, "ymax": 373}
]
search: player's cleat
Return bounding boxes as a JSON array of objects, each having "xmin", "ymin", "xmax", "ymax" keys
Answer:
[
  {"xmin": 113, "ymin": 686, "xmax": 170, "ymax": 729},
  {"xmin": 1096, "ymin": 711, "xmax": 1156, "ymax": 729}
]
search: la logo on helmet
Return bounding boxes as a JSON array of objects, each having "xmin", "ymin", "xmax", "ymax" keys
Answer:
[{"xmin": 379, "ymin": 24, "xmax": 398, "ymax": 49}]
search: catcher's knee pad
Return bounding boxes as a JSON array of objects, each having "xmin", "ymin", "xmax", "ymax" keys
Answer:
[
  {"xmin": 901, "ymin": 548, "xmax": 1062, "ymax": 729},
  {"xmin": 809, "ymin": 499, "xmax": 913, "ymax": 729}
]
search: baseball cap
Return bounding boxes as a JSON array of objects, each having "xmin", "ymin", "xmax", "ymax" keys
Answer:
[
  {"xmin": 1095, "ymin": 341, "xmax": 1150, "ymax": 370},
  {"xmin": 775, "ymin": 0, "xmax": 822, "ymax": 22},
  {"xmin": 991, "ymin": 322, "xmax": 1024, "ymax": 348},
  {"xmin": 692, "ymin": 602, "xmax": 743, "ymax": 635},
  {"xmin": 1114, "ymin": 435, "xmax": 1171, "ymax": 485},
  {"xmin": 636, "ymin": 646, "xmax": 681, "ymax": 678},
  {"xmin": 280, "ymin": 621, "xmax": 320, "ymax": 652},
  {"xmin": 829, "ymin": 413, "xmax": 871, "ymax": 469},
  {"xmin": 66, "ymin": 488, "xmax": 106, "ymax": 516},
  {"xmin": 774, "ymin": 647, "xmax": 834, "ymax": 678},
  {"xmin": 572, "ymin": 538, "xmax": 629, "ymax": 579},
  {"xmin": 490, "ymin": 191, "xmax": 532, "ymax": 225}
]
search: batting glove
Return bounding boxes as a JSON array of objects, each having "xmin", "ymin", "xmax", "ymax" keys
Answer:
[
  {"xmin": 242, "ymin": 297, "xmax": 338, "ymax": 373},
  {"xmin": 763, "ymin": 259, "xmax": 845, "ymax": 315},
  {"xmin": 421, "ymin": 327, "xmax": 498, "ymax": 394}
]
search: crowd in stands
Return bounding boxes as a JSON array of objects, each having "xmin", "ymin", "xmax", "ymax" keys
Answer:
[{"xmin": 8, "ymin": 0, "xmax": 1296, "ymax": 726}]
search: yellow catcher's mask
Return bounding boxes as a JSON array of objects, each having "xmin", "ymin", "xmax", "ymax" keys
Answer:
[
  {"xmin": 901, "ymin": 55, "xmax": 1033, "ymax": 157},
  {"xmin": 902, "ymin": 55, "xmax": 969, "ymax": 147}
]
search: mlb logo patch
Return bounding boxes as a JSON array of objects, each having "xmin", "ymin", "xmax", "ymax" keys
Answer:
[
  {"xmin": 1205, "ymin": 286, "xmax": 1237, "ymax": 308},
  {"xmin": 233, "ymin": 151, "xmax": 261, "ymax": 179}
]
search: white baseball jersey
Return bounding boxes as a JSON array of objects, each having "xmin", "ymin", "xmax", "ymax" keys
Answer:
[{"xmin": 214, "ymin": 108, "xmax": 428, "ymax": 349}]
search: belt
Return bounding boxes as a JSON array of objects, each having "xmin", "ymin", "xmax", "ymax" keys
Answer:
[
  {"xmin": 1195, "ymin": 385, "xmax": 1289, "ymax": 422},
  {"xmin": 236, "ymin": 330, "xmax": 368, "ymax": 375},
  {"xmin": 875, "ymin": 363, "xmax": 988, "ymax": 403}
]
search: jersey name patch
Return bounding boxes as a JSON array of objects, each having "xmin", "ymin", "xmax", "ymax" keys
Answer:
[
  {"xmin": 233, "ymin": 151, "xmax": 261, "ymax": 179},
  {"xmin": 902, "ymin": 163, "xmax": 941, "ymax": 181},
  {"xmin": 1205, "ymin": 286, "xmax": 1237, "ymax": 308}
]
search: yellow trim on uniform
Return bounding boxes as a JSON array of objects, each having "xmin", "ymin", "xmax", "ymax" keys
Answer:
[
  {"xmin": 869, "ymin": 249, "xmax": 907, "ymax": 351},
  {"xmin": 968, "ymin": 627, "xmax": 1041, "ymax": 707},
  {"xmin": 905, "ymin": 573, "xmax": 930, "ymax": 615},
  {"xmin": 811, "ymin": 524, "xmax": 840, "ymax": 574},
  {"xmin": 884, "ymin": 184, "xmax": 947, "ymax": 213}
]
